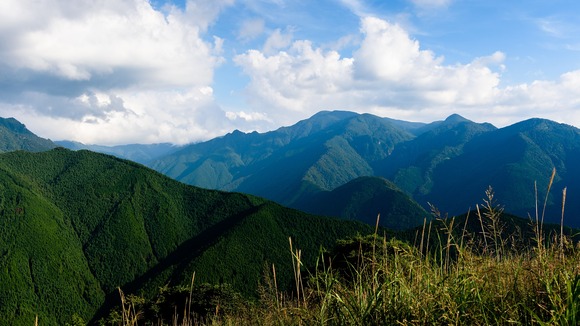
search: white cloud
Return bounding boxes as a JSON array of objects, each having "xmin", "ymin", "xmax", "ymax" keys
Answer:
[
  {"xmin": 534, "ymin": 16, "xmax": 575, "ymax": 39},
  {"xmin": 238, "ymin": 18, "xmax": 265, "ymax": 41},
  {"xmin": 3, "ymin": 87, "xmax": 235, "ymax": 145},
  {"xmin": 262, "ymin": 28, "xmax": 294, "ymax": 55},
  {"xmin": 3, "ymin": 2, "xmax": 580, "ymax": 145},
  {"xmin": 234, "ymin": 16, "xmax": 505, "ymax": 125},
  {"xmin": 225, "ymin": 110, "xmax": 272, "ymax": 123},
  {"xmin": 338, "ymin": 0, "xmax": 369, "ymax": 17},
  {"xmin": 0, "ymin": 0, "xmax": 232, "ymax": 145},
  {"xmin": 353, "ymin": 17, "xmax": 438, "ymax": 82},
  {"xmin": 180, "ymin": 0, "xmax": 235, "ymax": 32},
  {"xmin": 234, "ymin": 40, "xmax": 355, "ymax": 125},
  {"xmin": 234, "ymin": 15, "xmax": 580, "ymax": 128},
  {"xmin": 1, "ymin": 0, "xmax": 218, "ymax": 87}
]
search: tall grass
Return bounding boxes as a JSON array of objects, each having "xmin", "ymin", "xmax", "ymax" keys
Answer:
[{"xmin": 107, "ymin": 184, "xmax": 579, "ymax": 325}]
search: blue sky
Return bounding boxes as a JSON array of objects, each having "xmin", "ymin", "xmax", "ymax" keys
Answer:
[{"xmin": 1, "ymin": 0, "xmax": 579, "ymax": 144}]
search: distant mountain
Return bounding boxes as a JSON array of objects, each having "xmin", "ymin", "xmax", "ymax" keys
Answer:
[
  {"xmin": 151, "ymin": 111, "xmax": 414, "ymax": 192},
  {"xmin": 149, "ymin": 111, "xmax": 580, "ymax": 228},
  {"xmin": 379, "ymin": 114, "xmax": 497, "ymax": 197},
  {"xmin": 417, "ymin": 118, "xmax": 580, "ymax": 224},
  {"xmin": 0, "ymin": 148, "xmax": 371, "ymax": 324},
  {"xmin": 150, "ymin": 111, "xmax": 420, "ymax": 227},
  {"xmin": 297, "ymin": 176, "xmax": 429, "ymax": 230},
  {"xmin": 0, "ymin": 117, "xmax": 56, "ymax": 152},
  {"xmin": 55, "ymin": 140, "xmax": 180, "ymax": 165}
]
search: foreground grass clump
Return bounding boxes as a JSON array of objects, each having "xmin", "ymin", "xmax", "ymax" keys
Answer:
[{"xmin": 109, "ymin": 190, "xmax": 580, "ymax": 325}]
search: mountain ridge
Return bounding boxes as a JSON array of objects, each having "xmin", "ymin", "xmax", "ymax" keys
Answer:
[
  {"xmin": 0, "ymin": 117, "xmax": 56, "ymax": 152},
  {"xmin": 145, "ymin": 111, "xmax": 580, "ymax": 227},
  {"xmin": 0, "ymin": 147, "xmax": 373, "ymax": 324}
]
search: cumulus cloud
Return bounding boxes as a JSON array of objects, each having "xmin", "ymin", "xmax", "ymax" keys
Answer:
[
  {"xmin": 0, "ymin": 0, "xmax": 231, "ymax": 144},
  {"xmin": 234, "ymin": 16, "xmax": 506, "ymax": 125},
  {"xmin": 3, "ymin": 1, "xmax": 580, "ymax": 145},
  {"xmin": 238, "ymin": 18, "xmax": 265, "ymax": 42},
  {"xmin": 262, "ymin": 28, "xmax": 294, "ymax": 55},
  {"xmin": 179, "ymin": 0, "xmax": 235, "ymax": 32},
  {"xmin": 234, "ymin": 40, "xmax": 355, "ymax": 125},
  {"xmin": 234, "ymin": 15, "xmax": 580, "ymax": 128},
  {"xmin": 2, "ymin": 86, "xmax": 236, "ymax": 145},
  {"xmin": 0, "ymin": 0, "xmax": 218, "ymax": 88},
  {"xmin": 225, "ymin": 110, "xmax": 272, "ymax": 123}
]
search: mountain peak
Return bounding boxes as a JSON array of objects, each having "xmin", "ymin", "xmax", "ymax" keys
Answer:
[
  {"xmin": 0, "ymin": 117, "xmax": 56, "ymax": 152},
  {"xmin": 310, "ymin": 110, "xmax": 359, "ymax": 120},
  {"xmin": 0, "ymin": 117, "xmax": 30, "ymax": 134},
  {"xmin": 444, "ymin": 114, "xmax": 470, "ymax": 123}
]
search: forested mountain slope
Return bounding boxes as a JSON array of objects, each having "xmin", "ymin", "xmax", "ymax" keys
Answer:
[
  {"xmin": 0, "ymin": 148, "xmax": 372, "ymax": 324},
  {"xmin": 296, "ymin": 176, "xmax": 429, "ymax": 230},
  {"xmin": 407, "ymin": 118, "xmax": 580, "ymax": 225},
  {"xmin": 149, "ymin": 111, "xmax": 580, "ymax": 227}
]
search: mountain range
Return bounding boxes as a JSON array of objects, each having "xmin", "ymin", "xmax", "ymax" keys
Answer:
[
  {"xmin": 145, "ymin": 111, "xmax": 580, "ymax": 228},
  {"xmin": 2, "ymin": 113, "xmax": 580, "ymax": 323}
]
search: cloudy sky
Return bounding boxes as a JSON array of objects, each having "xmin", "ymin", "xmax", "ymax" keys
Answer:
[{"xmin": 1, "ymin": 0, "xmax": 579, "ymax": 145}]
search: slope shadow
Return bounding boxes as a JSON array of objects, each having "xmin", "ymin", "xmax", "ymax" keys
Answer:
[{"xmin": 89, "ymin": 203, "xmax": 265, "ymax": 324}]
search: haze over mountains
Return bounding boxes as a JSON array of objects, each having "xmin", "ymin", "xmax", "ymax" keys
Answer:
[{"xmin": 55, "ymin": 140, "xmax": 179, "ymax": 165}]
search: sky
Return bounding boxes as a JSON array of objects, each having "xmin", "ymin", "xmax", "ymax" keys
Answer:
[{"xmin": 1, "ymin": 0, "xmax": 580, "ymax": 145}]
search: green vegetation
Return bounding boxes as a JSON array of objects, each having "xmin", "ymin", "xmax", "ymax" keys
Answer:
[
  {"xmin": 0, "ymin": 168, "xmax": 103, "ymax": 325},
  {"xmin": 148, "ymin": 111, "xmax": 580, "ymax": 228},
  {"xmin": 108, "ymin": 188, "xmax": 580, "ymax": 325},
  {"xmin": 2, "ymin": 115, "xmax": 580, "ymax": 324},
  {"xmin": 0, "ymin": 148, "xmax": 372, "ymax": 324},
  {"xmin": 150, "ymin": 111, "xmax": 419, "ymax": 227},
  {"xmin": 298, "ymin": 176, "xmax": 429, "ymax": 230}
]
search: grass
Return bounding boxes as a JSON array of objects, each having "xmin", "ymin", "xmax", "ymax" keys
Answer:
[{"xmin": 106, "ymin": 185, "xmax": 580, "ymax": 325}]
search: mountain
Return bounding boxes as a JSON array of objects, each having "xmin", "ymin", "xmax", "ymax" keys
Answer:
[
  {"xmin": 0, "ymin": 117, "xmax": 56, "ymax": 152},
  {"xmin": 150, "ymin": 111, "xmax": 419, "ymax": 227},
  {"xmin": 151, "ymin": 111, "xmax": 415, "ymax": 194},
  {"xmin": 296, "ymin": 176, "xmax": 429, "ymax": 230},
  {"xmin": 0, "ymin": 148, "xmax": 372, "ymax": 324},
  {"xmin": 417, "ymin": 118, "xmax": 580, "ymax": 224},
  {"xmin": 149, "ymin": 111, "xmax": 580, "ymax": 228},
  {"xmin": 55, "ymin": 140, "xmax": 180, "ymax": 165},
  {"xmin": 379, "ymin": 114, "xmax": 497, "ymax": 197}
]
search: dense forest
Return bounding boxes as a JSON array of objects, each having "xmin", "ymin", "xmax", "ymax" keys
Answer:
[{"xmin": 0, "ymin": 148, "xmax": 373, "ymax": 324}]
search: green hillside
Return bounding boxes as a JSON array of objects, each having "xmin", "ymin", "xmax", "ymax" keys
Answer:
[
  {"xmin": 297, "ymin": 176, "xmax": 429, "ymax": 230},
  {"xmin": 0, "ymin": 148, "xmax": 372, "ymax": 324},
  {"xmin": 0, "ymin": 167, "xmax": 103, "ymax": 325},
  {"xmin": 379, "ymin": 114, "xmax": 496, "ymax": 195},
  {"xmin": 0, "ymin": 117, "xmax": 56, "ymax": 152}
]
